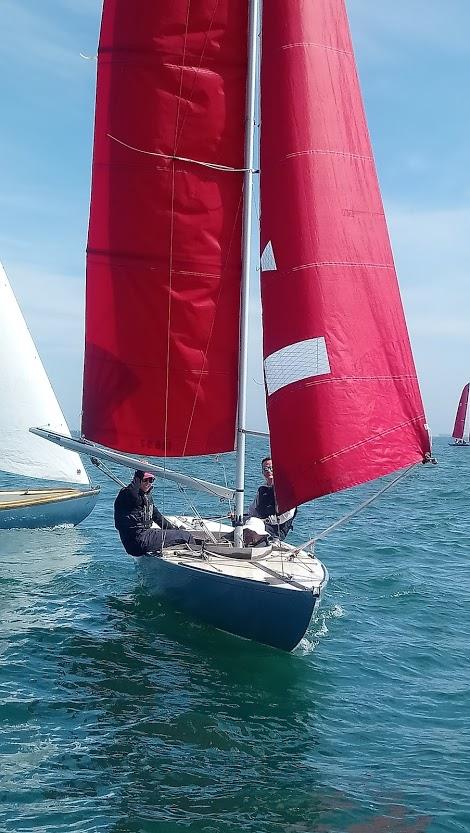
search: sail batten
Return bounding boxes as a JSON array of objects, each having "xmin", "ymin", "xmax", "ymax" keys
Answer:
[{"xmin": 260, "ymin": 0, "xmax": 430, "ymax": 512}]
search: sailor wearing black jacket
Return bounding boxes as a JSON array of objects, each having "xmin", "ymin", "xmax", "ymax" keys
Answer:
[
  {"xmin": 247, "ymin": 456, "xmax": 297, "ymax": 541},
  {"xmin": 114, "ymin": 470, "xmax": 195, "ymax": 556}
]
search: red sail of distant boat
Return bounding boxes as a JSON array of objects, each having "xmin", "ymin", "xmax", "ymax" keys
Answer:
[
  {"xmin": 82, "ymin": 1, "xmax": 248, "ymax": 457},
  {"xmin": 260, "ymin": 0, "xmax": 430, "ymax": 512},
  {"xmin": 452, "ymin": 384, "xmax": 469, "ymax": 440}
]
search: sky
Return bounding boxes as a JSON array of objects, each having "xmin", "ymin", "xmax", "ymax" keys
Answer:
[{"xmin": 0, "ymin": 1, "xmax": 469, "ymax": 437}]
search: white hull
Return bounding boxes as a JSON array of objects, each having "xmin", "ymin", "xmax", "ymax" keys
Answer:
[{"xmin": 0, "ymin": 487, "xmax": 100, "ymax": 529}]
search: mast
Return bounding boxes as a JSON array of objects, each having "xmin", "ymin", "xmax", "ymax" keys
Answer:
[{"xmin": 234, "ymin": 0, "xmax": 260, "ymax": 546}]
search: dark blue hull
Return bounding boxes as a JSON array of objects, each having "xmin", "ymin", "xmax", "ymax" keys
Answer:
[{"xmin": 137, "ymin": 556, "xmax": 322, "ymax": 652}]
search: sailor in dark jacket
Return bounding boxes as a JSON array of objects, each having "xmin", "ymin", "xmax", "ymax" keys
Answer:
[
  {"xmin": 247, "ymin": 456, "xmax": 297, "ymax": 541},
  {"xmin": 114, "ymin": 470, "xmax": 195, "ymax": 556}
]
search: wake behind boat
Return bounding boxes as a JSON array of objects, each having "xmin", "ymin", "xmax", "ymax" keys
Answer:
[
  {"xmin": 35, "ymin": 0, "xmax": 432, "ymax": 650},
  {"xmin": 0, "ymin": 261, "xmax": 99, "ymax": 529}
]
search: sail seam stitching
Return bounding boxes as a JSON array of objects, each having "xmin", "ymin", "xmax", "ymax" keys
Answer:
[
  {"xmin": 291, "ymin": 261, "xmax": 393, "ymax": 271},
  {"xmin": 316, "ymin": 415, "xmax": 426, "ymax": 463},
  {"xmin": 304, "ymin": 375, "xmax": 418, "ymax": 385},
  {"xmin": 285, "ymin": 149, "xmax": 373, "ymax": 161},
  {"xmin": 282, "ymin": 42, "xmax": 353, "ymax": 57}
]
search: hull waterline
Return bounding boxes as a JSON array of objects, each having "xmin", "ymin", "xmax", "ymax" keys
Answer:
[
  {"xmin": 137, "ymin": 552, "xmax": 327, "ymax": 652},
  {"xmin": 0, "ymin": 487, "xmax": 100, "ymax": 529}
]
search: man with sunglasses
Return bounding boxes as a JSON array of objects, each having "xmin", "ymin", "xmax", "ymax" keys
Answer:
[
  {"xmin": 246, "ymin": 456, "xmax": 297, "ymax": 541},
  {"xmin": 114, "ymin": 470, "xmax": 196, "ymax": 556}
]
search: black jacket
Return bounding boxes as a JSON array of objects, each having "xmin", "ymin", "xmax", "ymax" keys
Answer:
[
  {"xmin": 114, "ymin": 480, "xmax": 173, "ymax": 556},
  {"xmin": 247, "ymin": 484, "xmax": 297, "ymax": 541}
]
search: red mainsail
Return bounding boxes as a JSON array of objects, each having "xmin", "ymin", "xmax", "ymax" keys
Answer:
[
  {"xmin": 82, "ymin": 1, "xmax": 248, "ymax": 457},
  {"xmin": 260, "ymin": 0, "xmax": 430, "ymax": 512},
  {"xmin": 452, "ymin": 384, "xmax": 469, "ymax": 440}
]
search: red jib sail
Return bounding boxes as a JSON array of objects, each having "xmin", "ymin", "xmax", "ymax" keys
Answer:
[
  {"xmin": 82, "ymin": 1, "xmax": 248, "ymax": 457},
  {"xmin": 260, "ymin": 0, "xmax": 430, "ymax": 512},
  {"xmin": 452, "ymin": 384, "xmax": 469, "ymax": 440}
]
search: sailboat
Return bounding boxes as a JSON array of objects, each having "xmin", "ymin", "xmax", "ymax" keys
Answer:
[
  {"xmin": 0, "ymin": 262, "xmax": 99, "ymax": 529},
  {"xmin": 33, "ymin": 0, "xmax": 431, "ymax": 651},
  {"xmin": 449, "ymin": 383, "xmax": 470, "ymax": 446}
]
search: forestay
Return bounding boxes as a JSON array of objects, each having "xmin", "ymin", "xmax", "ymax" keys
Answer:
[
  {"xmin": 82, "ymin": 0, "xmax": 249, "ymax": 458},
  {"xmin": 260, "ymin": 0, "xmax": 430, "ymax": 512}
]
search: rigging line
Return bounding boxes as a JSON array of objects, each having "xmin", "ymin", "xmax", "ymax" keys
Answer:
[
  {"xmin": 182, "ymin": 552, "xmax": 226, "ymax": 574},
  {"xmin": 251, "ymin": 562, "xmax": 310, "ymax": 592},
  {"xmin": 316, "ymin": 416, "xmax": 427, "ymax": 464},
  {"xmin": 107, "ymin": 135, "xmax": 254, "ymax": 173},
  {"xmin": 213, "ymin": 455, "xmax": 234, "ymax": 514},
  {"xmin": 173, "ymin": 0, "xmax": 192, "ymax": 158},
  {"xmin": 161, "ymin": 162, "xmax": 178, "ymax": 511},
  {"xmin": 291, "ymin": 463, "xmax": 418, "ymax": 558},
  {"xmin": 173, "ymin": 0, "xmax": 221, "ymax": 154},
  {"xmin": 159, "ymin": 0, "xmax": 190, "ymax": 505},
  {"xmin": 181, "ymin": 186, "xmax": 245, "ymax": 456},
  {"xmin": 216, "ymin": 455, "xmax": 235, "ymax": 515},
  {"xmin": 90, "ymin": 457, "xmax": 126, "ymax": 488},
  {"xmin": 162, "ymin": 0, "xmax": 194, "ymax": 479},
  {"xmin": 254, "ymin": 181, "xmax": 261, "ymax": 224},
  {"xmin": 216, "ymin": 455, "xmax": 229, "ymax": 490},
  {"xmin": 203, "ymin": 549, "xmax": 309, "ymax": 591},
  {"xmin": 174, "ymin": 485, "xmax": 218, "ymax": 543},
  {"xmin": 200, "ymin": 515, "xmax": 232, "ymax": 522},
  {"xmin": 215, "ymin": 454, "xmax": 231, "ymax": 507}
]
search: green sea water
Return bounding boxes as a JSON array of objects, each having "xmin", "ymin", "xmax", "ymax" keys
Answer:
[{"xmin": 0, "ymin": 436, "xmax": 468, "ymax": 832}]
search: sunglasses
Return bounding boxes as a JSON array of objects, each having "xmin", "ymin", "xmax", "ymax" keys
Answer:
[{"xmin": 142, "ymin": 476, "xmax": 155, "ymax": 483}]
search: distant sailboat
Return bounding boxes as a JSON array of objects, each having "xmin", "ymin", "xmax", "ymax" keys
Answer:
[
  {"xmin": 0, "ymin": 262, "xmax": 99, "ymax": 529},
  {"xmin": 34, "ymin": 0, "xmax": 432, "ymax": 651},
  {"xmin": 449, "ymin": 383, "xmax": 470, "ymax": 447}
]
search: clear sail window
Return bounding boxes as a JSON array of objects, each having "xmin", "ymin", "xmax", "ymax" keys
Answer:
[{"xmin": 264, "ymin": 337, "xmax": 331, "ymax": 396}]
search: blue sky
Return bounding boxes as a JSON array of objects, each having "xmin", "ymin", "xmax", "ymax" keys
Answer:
[{"xmin": 0, "ymin": 1, "xmax": 469, "ymax": 436}]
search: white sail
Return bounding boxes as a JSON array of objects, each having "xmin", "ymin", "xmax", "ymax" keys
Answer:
[{"xmin": 0, "ymin": 262, "xmax": 89, "ymax": 485}]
